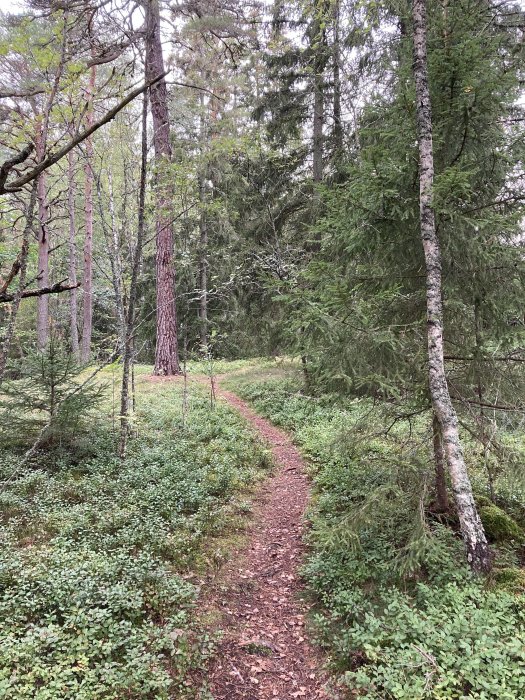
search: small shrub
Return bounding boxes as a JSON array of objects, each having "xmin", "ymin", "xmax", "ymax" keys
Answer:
[{"xmin": 0, "ymin": 340, "xmax": 104, "ymax": 457}]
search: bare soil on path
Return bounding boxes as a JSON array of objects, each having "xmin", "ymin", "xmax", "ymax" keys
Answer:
[
  {"xmin": 147, "ymin": 374, "xmax": 333, "ymax": 699},
  {"xmin": 204, "ymin": 384, "xmax": 332, "ymax": 699}
]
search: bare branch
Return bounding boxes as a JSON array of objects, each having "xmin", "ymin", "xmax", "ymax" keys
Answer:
[
  {"xmin": 0, "ymin": 280, "xmax": 80, "ymax": 304},
  {"xmin": 0, "ymin": 73, "xmax": 166, "ymax": 195},
  {"xmin": 0, "ymin": 144, "xmax": 35, "ymax": 193}
]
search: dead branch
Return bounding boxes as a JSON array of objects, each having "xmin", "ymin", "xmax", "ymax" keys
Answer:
[
  {"xmin": 0, "ymin": 73, "xmax": 166, "ymax": 195},
  {"xmin": 0, "ymin": 280, "xmax": 80, "ymax": 304}
]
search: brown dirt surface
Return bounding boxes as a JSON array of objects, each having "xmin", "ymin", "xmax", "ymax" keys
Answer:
[
  {"xmin": 145, "ymin": 372, "xmax": 336, "ymax": 699},
  {"xmin": 204, "ymin": 381, "xmax": 334, "ymax": 700}
]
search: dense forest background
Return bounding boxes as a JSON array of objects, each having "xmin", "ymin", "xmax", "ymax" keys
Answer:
[{"xmin": 0, "ymin": 0, "xmax": 524, "ymax": 698}]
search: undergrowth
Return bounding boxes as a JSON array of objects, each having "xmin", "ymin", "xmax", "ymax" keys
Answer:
[
  {"xmin": 226, "ymin": 367, "xmax": 525, "ymax": 700},
  {"xmin": 0, "ymin": 370, "xmax": 270, "ymax": 699}
]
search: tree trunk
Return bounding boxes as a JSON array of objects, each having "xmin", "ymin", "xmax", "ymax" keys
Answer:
[
  {"xmin": 33, "ymin": 20, "xmax": 67, "ymax": 351},
  {"xmin": 81, "ymin": 65, "xmax": 96, "ymax": 364},
  {"xmin": 433, "ymin": 414, "xmax": 449, "ymax": 512},
  {"xmin": 35, "ymin": 127, "xmax": 50, "ymax": 350},
  {"xmin": 107, "ymin": 171, "xmax": 126, "ymax": 353},
  {"xmin": 198, "ymin": 93, "xmax": 209, "ymax": 352},
  {"xmin": 119, "ymin": 91, "xmax": 148, "ymax": 458},
  {"xmin": 0, "ymin": 185, "xmax": 38, "ymax": 382},
  {"xmin": 67, "ymin": 147, "xmax": 80, "ymax": 359},
  {"xmin": 412, "ymin": 0, "xmax": 491, "ymax": 573},
  {"xmin": 332, "ymin": 0, "xmax": 343, "ymax": 164},
  {"xmin": 198, "ymin": 175, "xmax": 209, "ymax": 351},
  {"xmin": 144, "ymin": 0, "xmax": 180, "ymax": 375},
  {"xmin": 312, "ymin": 29, "xmax": 324, "ymax": 185}
]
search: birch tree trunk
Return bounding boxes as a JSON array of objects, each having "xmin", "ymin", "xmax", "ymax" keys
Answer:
[
  {"xmin": 81, "ymin": 64, "xmax": 96, "ymax": 364},
  {"xmin": 67, "ymin": 147, "xmax": 80, "ymax": 359},
  {"xmin": 198, "ymin": 175, "xmax": 209, "ymax": 351},
  {"xmin": 433, "ymin": 414, "xmax": 449, "ymax": 512},
  {"xmin": 144, "ymin": 0, "xmax": 180, "ymax": 375},
  {"xmin": 412, "ymin": 0, "xmax": 491, "ymax": 573}
]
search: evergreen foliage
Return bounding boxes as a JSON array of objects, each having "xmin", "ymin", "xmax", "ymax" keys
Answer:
[{"xmin": 0, "ymin": 340, "xmax": 104, "ymax": 455}]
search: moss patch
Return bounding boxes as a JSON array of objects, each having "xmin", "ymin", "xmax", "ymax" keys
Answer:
[{"xmin": 480, "ymin": 504, "xmax": 523, "ymax": 542}]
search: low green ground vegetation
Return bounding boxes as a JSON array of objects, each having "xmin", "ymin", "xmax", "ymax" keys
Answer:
[
  {"xmin": 0, "ymin": 365, "xmax": 270, "ymax": 699},
  {"xmin": 226, "ymin": 363, "xmax": 525, "ymax": 700}
]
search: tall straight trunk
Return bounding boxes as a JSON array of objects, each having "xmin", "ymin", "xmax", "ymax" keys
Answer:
[
  {"xmin": 311, "ymin": 0, "xmax": 328, "ymax": 184},
  {"xmin": 332, "ymin": 0, "xmax": 343, "ymax": 162},
  {"xmin": 198, "ymin": 176, "xmax": 208, "ymax": 351},
  {"xmin": 312, "ymin": 51, "xmax": 324, "ymax": 184},
  {"xmin": 107, "ymin": 171, "xmax": 126, "ymax": 352},
  {"xmin": 198, "ymin": 93, "xmax": 209, "ymax": 351},
  {"xmin": 412, "ymin": 0, "xmax": 491, "ymax": 573},
  {"xmin": 81, "ymin": 65, "xmax": 96, "ymax": 364},
  {"xmin": 33, "ymin": 18, "xmax": 67, "ymax": 351},
  {"xmin": 119, "ymin": 91, "xmax": 148, "ymax": 458},
  {"xmin": 67, "ymin": 147, "xmax": 80, "ymax": 358},
  {"xmin": 35, "ymin": 128, "xmax": 50, "ymax": 350},
  {"xmin": 144, "ymin": 0, "xmax": 180, "ymax": 375}
]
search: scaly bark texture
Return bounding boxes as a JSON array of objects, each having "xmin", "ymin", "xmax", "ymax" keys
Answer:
[
  {"xmin": 144, "ymin": 0, "xmax": 180, "ymax": 375},
  {"xmin": 81, "ymin": 65, "xmax": 96, "ymax": 364},
  {"xmin": 67, "ymin": 148, "xmax": 80, "ymax": 359},
  {"xmin": 412, "ymin": 0, "xmax": 491, "ymax": 573},
  {"xmin": 34, "ymin": 20, "xmax": 67, "ymax": 350}
]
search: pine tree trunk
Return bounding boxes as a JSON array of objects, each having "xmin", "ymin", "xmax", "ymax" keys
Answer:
[
  {"xmin": 34, "ymin": 24, "xmax": 67, "ymax": 351},
  {"xmin": 144, "ymin": 0, "xmax": 180, "ymax": 375},
  {"xmin": 81, "ymin": 65, "xmax": 96, "ymax": 364},
  {"xmin": 412, "ymin": 0, "xmax": 491, "ymax": 573},
  {"xmin": 67, "ymin": 147, "xmax": 80, "ymax": 359},
  {"xmin": 35, "ymin": 127, "xmax": 50, "ymax": 350}
]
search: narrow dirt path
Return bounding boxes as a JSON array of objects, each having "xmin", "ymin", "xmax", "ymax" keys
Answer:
[{"xmin": 203, "ymin": 382, "xmax": 332, "ymax": 700}]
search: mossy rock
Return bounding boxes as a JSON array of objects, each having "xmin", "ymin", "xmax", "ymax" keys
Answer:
[
  {"xmin": 475, "ymin": 495, "xmax": 493, "ymax": 509},
  {"xmin": 479, "ymin": 504, "xmax": 523, "ymax": 542},
  {"xmin": 494, "ymin": 567, "xmax": 525, "ymax": 592}
]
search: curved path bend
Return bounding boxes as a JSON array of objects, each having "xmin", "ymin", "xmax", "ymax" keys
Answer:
[
  {"xmin": 147, "ymin": 374, "xmax": 334, "ymax": 699},
  {"xmin": 204, "ymin": 382, "xmax": 332, "ymax": 700}
]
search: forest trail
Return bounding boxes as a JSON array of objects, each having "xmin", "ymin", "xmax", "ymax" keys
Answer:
[
  {"xmin": 147, "ymin": 373, "xmax": 332, "ymax": 699},
  {"xmin": 205, "ymin": 380, "xmax": 331, "ymax": 700}
]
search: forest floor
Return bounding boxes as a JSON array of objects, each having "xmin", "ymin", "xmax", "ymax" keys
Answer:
[{"xmin": 148, "ymin": 372, "xmax": 333, "ymax": 700}]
